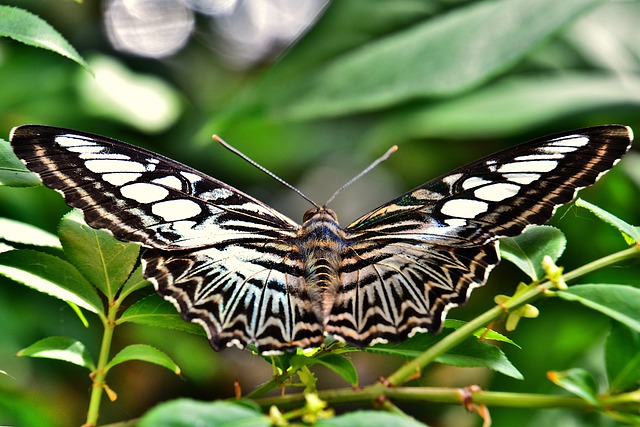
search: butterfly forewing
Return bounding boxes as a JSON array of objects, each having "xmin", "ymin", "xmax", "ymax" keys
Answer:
[{"xmin": 10, "ymin": 124, "xmax": 633, "ymax": 352}]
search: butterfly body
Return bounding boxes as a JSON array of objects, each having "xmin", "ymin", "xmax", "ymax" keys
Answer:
[{"xmin": 10, "ymin": 125, "xmax": 633, "ymax": 353}]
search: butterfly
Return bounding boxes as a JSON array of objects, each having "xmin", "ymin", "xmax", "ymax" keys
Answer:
[{"xmin": 10, "ymin": 125, "xmax": 632, "ymax": 353}]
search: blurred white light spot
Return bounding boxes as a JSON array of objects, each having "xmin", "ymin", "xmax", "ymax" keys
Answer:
[
  {"xmin": 213, "ymin": 0, "xmax": 329, "ymax": 69},
  {"xmin": 105, "ymin": 0, "xmax": 195, "ymax": 58},
  {"xmin": 186, "ymin": 0, "xmax": 239, "ymax": 15},
  {"xmin": 79, "ymin": 55, "xmax": 182, "ymax": 132}
]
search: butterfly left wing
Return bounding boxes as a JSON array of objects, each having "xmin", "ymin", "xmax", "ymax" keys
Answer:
[
  {"xmin": 10, "ymin": 125, "xmax": 325, "ymax": 353},
  {"xmin": 325, "ymin": 126, "xmax": 632, "ymax": 346}
]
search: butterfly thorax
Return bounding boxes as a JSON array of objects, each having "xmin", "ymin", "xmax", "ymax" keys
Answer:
[{"xmin": 298, "ymin": 207, "xmax": 346, "ymax": 323}]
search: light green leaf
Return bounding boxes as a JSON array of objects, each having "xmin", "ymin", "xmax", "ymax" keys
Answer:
[
  {"xmin": 315, "ymin": 353, "xmax": 358, "ymax": 387},
  {"xmin": 0, "ymin": 249, "xmax": 102, "ymax": 313},
  {"xmin": 0, "ymin": 6, "xmax": 90, "ymax": 71},
  {"xmin": 445, "ymin": 319, "xmax": 520, "ymax": 348},
  {"xmin": 0, "ymin": 138, "xmax": 42, "ymax": 187},
  {"xmin": 271, "ymin": 0, "xmax": 607, "ymax": 120},
  {"xmin": 368, "ymin": 74, "xmax": 640, "ymax": 143},
  {"xmin": 0, "ymin": 217, "xmax": 61, "ymax": 248},
  {"xmin": 118, "ymin": 264, "xmax": 152, "ymax": 299},
  {"xmin": 17, "ymin": 336, "xmax": 95, "ymax": 370},
  {"xmin": 557, "ymin": 284, "xmax": 640, "ymax": 333},
  {"xmin": 59, "ymin": 210, "xmax": 140, "ymax": 298},
  {"xmin": 547, "ymin": 368, "xmax": 599, "ymax": 405},
  {"xmin": 105, "ymin": 344, "xmax": 180, "ymax": 375},
  {"xmin": 605, "ymin": 322, "xmax": 640, "ymax": 393},
  {"xmin": 317, "ymin": 410, "xmax": 429, "ymax": 427},
  {"xmin": 138, "ymin": 400, "xmax": 270, "ymax": 427},
  {"xmin": 119, "ymin": 295, "xmax": 206, "ymax": 336},
  {"xmin": 575, "ymin": 198, "xmax": 640, "ymax": 245},
  {"xmin": 500, "ymin": 225, "xmax": 566, "ymax": 281}
]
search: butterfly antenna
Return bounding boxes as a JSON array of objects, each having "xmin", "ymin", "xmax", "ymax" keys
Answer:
[
  {"xmin": 325, "ymin": 145, "xmax": 398, "ymax": 206},
  {"xmin": 213, "ymin": 135, "xmax": 320, "ymax": 208}
]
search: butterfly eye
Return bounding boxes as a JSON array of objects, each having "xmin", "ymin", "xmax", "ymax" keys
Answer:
[{"xmin": 302, "ymin": 208, "xmax": 318, "ymax": 222}]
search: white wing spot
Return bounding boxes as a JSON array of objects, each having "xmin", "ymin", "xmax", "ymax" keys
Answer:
[
  {"xmin": 474, "ymin": 182, "xmax": 520, "ymax": 202},
  {"xmin": 498, "ymin": 160, "xmax": 558, "ymax": 173},
  {"xmin": 103, "ymin": 172, "xmax": 142, "ymax": 186},
  {"xmin": 549, "ymin": 135, "xmax": 589, "ymax": 148},
  {"xmin": 444, "ymin": 218, "xmax": 467, "ymax": 227},
  {"xmin": 56, "ymin": 135, "xmax": 98, "ymax": 147},
  {"xmin": 153, "ymin": 176, "xmax": 183, "ymax": 190},
  {"xmin": 502, "ymin": 173, "xmax": 540, "ymax": 185},
  {"xmin": 441, "ymin": 173, "xmax": 463, "ymax": 187},
  {"xmin": 85, "ymin": 159, "xmax": 146, "ymax": 173},
  {"xmin": 181, "ymin": 171, "xmax": 202, "ymax": 183},
  {"xmin": 152, "ymin": 199, "xmax": 202, "ymax": 221},
  {"xmin": 461, "ymin": 176, "xmax": 492, "ymax": 190},
  {"xmin": 514, "ymin": 153, "xmax": 563, "ymax": 161},
  {"xmin": 441, "ymin": 199, "xmax": 488, "ymax": 219},
  {"xmin": 121, "ymin": 183, "xmax": 169, "ymax": 203}
]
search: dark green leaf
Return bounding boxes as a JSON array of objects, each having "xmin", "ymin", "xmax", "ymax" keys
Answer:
[
  {"xmin": 137, "ymin": 400, "xmax": 270, "ymax": 427},
  {"xmin": 0, "ymin": 6, "xmax": 90, "ymax": 71},
  {"xmin": 575, "ymin": 198, "xmax": 640, "ymax": 245},
  {"xmin": 316, "ymin": 410, "xmax": 429, "ymax": 427},
  {"xmin": 500, "ymin": 225, "xmax": 566, "ymax": 281},
  {"xmin": 547, "ymin": 368, "xmax": 599, "ymax": 404},
  {"xmin": 59, "ymin": 210, "xmax": 140, "ymax": 298},
  {"xmin": 272, "ymin": 0, "xmax": 607, "ymax": 119},
  {"xmin": 605, "ymin": 322, "xmax": 640, "ymax": 393},
  {"xmin": 119, "ymin": 294, "xmax": 206, "ymax": 336},
  {"xmin": 316, "ymin": 353, "xmax": 358, "ymax": 387},
  {"xmin": 105, "ymin": 344, "xmax": 180, "ymax": 375},
  {"xmin": 17, "ymin": 336, "xmax": 95, "ymax": 370},
  {"xmin": 557, "ymin": 284, "xmax": 640, "ymax": 332},
  {"xmin": 0, "ymin": 249, "xmax": 102, "ymax": 313},
  {"xmin": 0, "ymin": 138, "xmax": 41, "ymax": 187}
]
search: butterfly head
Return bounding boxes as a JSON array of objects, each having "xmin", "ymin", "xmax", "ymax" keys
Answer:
[{"xmin": 302, "ymin": 206, "xmax": 339, "ymax": 224}]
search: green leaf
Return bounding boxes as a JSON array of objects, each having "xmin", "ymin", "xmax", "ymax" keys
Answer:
[
  {"xmin": 118, "ymin": 264, "xmax": 152, "ymax": 299},
  {"xmin": 316, "ymin": 410, "xmax": 429, "ymax": 427},
  {"xmin": 0, "ymin": 6, "xmax": 90, "ymax": 71},
  {"xmin": 119, "ymin": 295, "xmax": 206, "ymax": 336},
  {"xmin": 547, "ymin": 368, "xmax": 599, "ymax": 405},
  {"xmin": 17, "ymin": 336, "xmax": 95, "ymax": 370},
  {"xmin": 0, "ymin": 249, "xmax": 102, "ymax": 313},
  {"xmin": 445, "ymin": 319, "xmax": 520, "ymax": 348},
  {"xmin": 137, "ymin": 400, "xmax": 270, "ymax": 427},
  {"xmin": 366, "ymin": 332, "xmax": 522, "ymax": 379},
  {"xmin": 556, "ymin": 284, "xmax": 640, "ymax": 333},
  {"xmin": 368, "ymin": 74, "xmax": 640, "ymax": 143},
  {"xmin": 500, "ymin": 225, "xmax": 566, "ymax": 281},
  {"xmin": 605, "ymin": 322, "xmax": 640, "ymax": 393},
  {"xmin": 59, "ymin": 210, "xmax": 140, "ymax": 298},
  {"xmin": 575, "ymin": 198, "xmax": 640, "ymax": 245},
  {"xmin": 105, "ymin": 344, "xmax": 181, "ymax": 375},
  {"xmin": 271, "ymin": 0, "xmax": 607, "ymax": 120},
  {"xmin": 0, "ymin": 217, "xmax": 61, "ymax": 248},
  {"xmin": 315, "ymin": 353, "xmax": 358, "ymax": 387},
  {"xmin": 0, "ymin": 138, "xmax": 42, "ymax": 187}
]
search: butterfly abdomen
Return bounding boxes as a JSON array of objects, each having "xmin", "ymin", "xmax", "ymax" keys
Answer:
[{"xmin": 298, "ymin": 208, "xmax": 348, "ymax": 322}]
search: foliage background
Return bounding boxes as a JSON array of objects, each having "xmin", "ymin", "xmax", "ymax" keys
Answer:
[{"xmin": 0, "ymin": 0, "xmax": 639, "ymax": 426}]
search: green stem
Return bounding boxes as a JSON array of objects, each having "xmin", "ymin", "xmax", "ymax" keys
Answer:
[{"xmin": 84, "ymin": 301, "xmax": 120, "ymax": 427}]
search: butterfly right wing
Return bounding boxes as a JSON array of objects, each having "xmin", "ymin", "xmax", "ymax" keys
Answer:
[
  {"xmin": 10, "ymin": 125, "xmax": 325, "ymax": 352},
  {"xmin": 325, "ymin": 126, "xmax": 632, "ymax": 346}
]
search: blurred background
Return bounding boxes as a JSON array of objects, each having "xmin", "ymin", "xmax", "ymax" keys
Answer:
[{"xmin": 0, "ymin": 0, "xmax": 639, "ymax": 426}]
